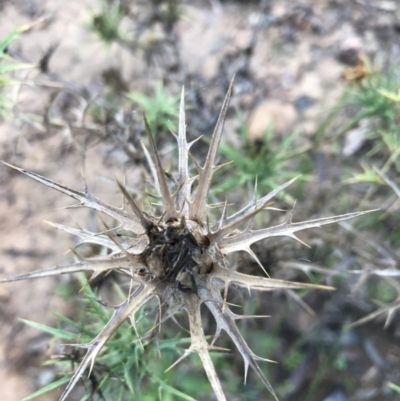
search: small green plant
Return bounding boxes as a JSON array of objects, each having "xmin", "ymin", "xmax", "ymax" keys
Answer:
[
  {"xmin": 23, "ymin": 274, "xmax": 194, "ymax": 401},
  {"xmin": 128, "ymin": 82, "xmax": 180, "ymax": 134},
  {"xmin": 215, "ymin": 110, "xmax": 310, "ymax": 202},
  {"xmin": 0, "ymin": 25, "xmax": 35, "ymax": 117},
  {"xmin": 88, "ymin": 2, "xmax": 127, "ymax": 45},
  {"xmin": 334, "ymin": 69, "xmax": 400, "ymax": 138},
  {"xmin": 311, "ymin": 67, "xmax": 400, "ymax": 249},
  {"xmin": 283, "ymin": 348, "xmax": 304, "ymax": 371},
  {"xmin": 309, "ymin": 67, "xmax": 400, "ymax": 353}
]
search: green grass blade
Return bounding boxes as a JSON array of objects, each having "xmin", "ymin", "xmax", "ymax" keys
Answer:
[
  {"xmin": 23, "ymin": 377, "xmax": 71, "ymax": 400},
  {"xmin": 20, "ymin": 319, "xmax": 76, "ymax": 341},
  {"xmin": 152, "ymin": 374, "xmax": 198, "ymax": 401},
  {"xmin": 387, "ymin": 382, "xmax": 400, "ymax": 393}
]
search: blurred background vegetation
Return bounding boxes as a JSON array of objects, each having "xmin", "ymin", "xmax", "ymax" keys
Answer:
[{"xmin": 0, "ymin": 1, "xmax": 399, "ymax": 400}]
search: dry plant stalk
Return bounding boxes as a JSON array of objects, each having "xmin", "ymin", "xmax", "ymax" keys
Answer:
[{"xmin": 1, "ymin": 80, "xmax": 374, "ymax": 401}]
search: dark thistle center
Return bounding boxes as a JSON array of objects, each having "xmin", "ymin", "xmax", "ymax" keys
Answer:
[{"xmin": 142, "ymin": 224, "xmax": 203, "ymax": 285}]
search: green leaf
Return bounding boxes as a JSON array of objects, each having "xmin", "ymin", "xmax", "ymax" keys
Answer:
[
  {"xmin": 23, "ymin": 377, "xmax": 71, "ymax": 400},
  {"xmin": 51, "ymin": 311, "xmax": 95, "ymax": 338},
  {"xmin": 152, "ymin": 374, "xmax": 198, "ymax": 401},
  {"xmin": 128, "ymin": 82, "xmax": 179, "ymax": 133},
  {"xmin": 377, "ymin": 88, "xmax": 400, "ymax": 102},
  {"xmin": 387, "ymin": 381, "xmax": 400, "ymax": 393},
  {"xmin": 20, "ymin": 319, "xmax": 76, "ymax": 341},
  {"xmin": 0, "ymin": 62, "xmax": 34, "ymax": 73}
]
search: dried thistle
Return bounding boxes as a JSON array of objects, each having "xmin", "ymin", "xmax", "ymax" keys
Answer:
[{"xmin": 1, "ymin": 80, "xmax": 374, "ymax": 401}]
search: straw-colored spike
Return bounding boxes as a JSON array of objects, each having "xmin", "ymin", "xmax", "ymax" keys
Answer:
[
  {"xmin": 141, "ymin": 141, "xmax": 160, "ymax": 193},
  {"xmin": 58, "ymin": 285, "xmax": 154, "ymax": 401},
  {"xmin": 0, "ymin": 256, "xmax": 145, "ymax": 283},
  {"xmin": 218, "ymin": 210, "xmax": 378, "ymax": 254},
  {"xmin": 183, "ymin": 292, "xmax": 227, "ymax": 401},
  {"xmin": 208, "ymin": 178, "xmax": 299, "ymax": 245},
  {"xmin": 203, "ymin": 286, "xmax": 278, "ymax": 401},
  {"xmin": 219, "ymin": 176, "xmax": 299, "ymax": 230},
  {"xmin": 115, "ymin": 178, "xmax": 154, "ymax": 232},
  {"xmin": 209, "ymin": 263, "xmax": 335, "ymax": 292},
  {"xmin": 45, "ymin": 221, "xmax": 122, "ymax": 251},
  {"xmin": 189, "ymin": 78, "xmax": 234, "ymax": 223},
  {"xmin": 1, "ymin": 162, "xmax": 144, "ymax": 234},
  {"xmin": 142, "ymin": 115, "xmax": 178, "ymax": 221},
  {"xmin": 174, "ymin": 87, "xmax": 191, "ymax": 213}
]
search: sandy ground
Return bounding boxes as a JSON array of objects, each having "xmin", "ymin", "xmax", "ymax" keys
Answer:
[{"xmin": 1, "ymin": 0, "xmax": 399, "ymax": 400}]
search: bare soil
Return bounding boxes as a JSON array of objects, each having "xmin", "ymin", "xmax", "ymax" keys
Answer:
[{"xmin": 1, "ymin": 1, "xmax": 399, "ymax": 400}]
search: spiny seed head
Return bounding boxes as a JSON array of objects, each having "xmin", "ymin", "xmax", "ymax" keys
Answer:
[
  {"xmin": 142, "ymin": 217, "xmax": 213, "ymax": 283},
  {"xmin": 1, "ymin": 79, "xmax": 375, "ymax": 401}
]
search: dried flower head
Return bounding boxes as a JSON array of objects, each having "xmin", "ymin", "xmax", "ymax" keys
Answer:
[{"xmin": 1, "ymin": 80, "xmax": 373, "ymax": 401}]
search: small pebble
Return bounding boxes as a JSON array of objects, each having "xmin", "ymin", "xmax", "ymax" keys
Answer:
[
  {"xmin": 36, "ymin": 369, "xmax": 56, "ymax": 388},
  {"xmin": 294, "ymin": 95, "xmax": 315, "ymax": 113},
  {"xmin": 322, "ymin": 389, "xmax": 347, "ymax": 401}
]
